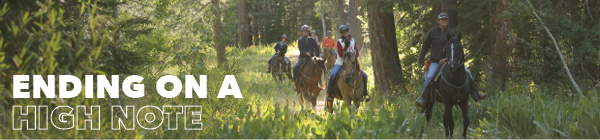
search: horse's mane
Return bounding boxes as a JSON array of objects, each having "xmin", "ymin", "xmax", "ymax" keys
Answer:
[{"xmin": 343, "ymin": 52, "xmax": 354, "ymax": 60}]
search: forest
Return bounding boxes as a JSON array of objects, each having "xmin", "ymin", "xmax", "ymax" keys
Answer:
[{"xmin": 0, "ymin": 0, "xmax": 599, "ymax": 139}]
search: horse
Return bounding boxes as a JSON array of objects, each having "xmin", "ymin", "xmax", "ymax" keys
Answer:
[
  {"xmin": 326, "ymin": 52, "xmax": 365, "ymax": 113},
  {"xmin": 296, "ymin": 56, "xmax": 327, "ymax": 109},
  {"xmin": 270, "ymin": 53, "xmax": 292, "ymax": 82},
  {"xmin": 322, "ymin": 47, "xmax": 337, "ymax": 89},
  {"xmin": 421, "ymin": 33, "xmax": 473, "ymax": 138}
]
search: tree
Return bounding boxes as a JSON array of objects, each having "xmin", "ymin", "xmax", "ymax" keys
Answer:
[
  {"xmin": 338, "ymin": 0, "xmax": 347, "ymax": 28},
  {"xmin": 238, "ymin": 0, "xmax": 250, "ymax": 49},
  {"xmin": 212, "ymin": 0, "xmax": 227, "ymax": 67},
  {"xmin": 367, "ymin": 0, "xmax": 404, "ymax": 94},
  {"xmin": 348, "ymin": 0, "xmax": 363, "ymax": 50}
]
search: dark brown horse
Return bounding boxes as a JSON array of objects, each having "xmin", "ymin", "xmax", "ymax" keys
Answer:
[
  {"xmin": 296, "ymin": 56, "xmax": 327, "ymax": 109},
  {"xmin": 270, "ymin": 53, "xmax": 292, "ymax": 82},
  {"xmin": 421, "ymin": 33, "xmax": 472, "ymax": 138},
  {"xmin": 326, "ymin": 52, "xmax": 366, "ymax": 113}
]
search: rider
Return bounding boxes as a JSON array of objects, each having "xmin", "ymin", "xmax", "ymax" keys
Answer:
[
  {"xmin": 326, "ymin": 25, "xmax": 370, "ymax": 102},
  {"xmin": 266, "ymin": 34, "xmax": 288, "ymax": 73},
  {"xmin": 322, "ymin": 31, "xmax": 335, "ymax": 49},
  {"xmin": 311, "ymin": 30, "xmax": 320, "ymax": 46},
  {"xmin": 415, "ymin": 12, "xmax": 487, "ymax": 107},
  {"xmin": 293, "ymin": 25, "xmax": 321, "ymax": 91}
]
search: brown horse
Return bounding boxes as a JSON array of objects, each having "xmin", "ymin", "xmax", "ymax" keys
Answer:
[
  {"xmin": 421, "ymin": 33, "xmax": 472, "ymax": 138},
  {"xmin": 296, "ymin": 56, "xmax": 327, "ymax": 109},
  {"xmin": 326, "ymin": 52, "xmax": 365, "ymax": 113},
  {"xmin": 270, "ymin": 54, "xmax": 292, "ymax": 82},
  {"xmin": 322, "ymin": 47, "xmax": 337, "ymax": 89}
]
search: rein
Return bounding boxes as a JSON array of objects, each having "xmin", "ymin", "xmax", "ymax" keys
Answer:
[
  {"xmin": 439, "ymin": 63, "xmax": 469, "ymax": 102},
  {"xmin": 341, "ymin": 66, "xmax": 363, "ymax": 102}
]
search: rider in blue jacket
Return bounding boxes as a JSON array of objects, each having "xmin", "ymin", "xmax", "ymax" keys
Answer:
[{"xmin": 267, "ymin": 35, "xmax": 288, "ymax": 73}]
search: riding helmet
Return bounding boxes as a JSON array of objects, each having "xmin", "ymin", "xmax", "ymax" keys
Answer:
[
  {"xmin": 301, "ymin": 25, "xmax": 310, "ymax": 32},
  {"xmin": 327, "ymin": 31, "xmax": 332, "ymax": 36},
  {"xmin": 310, "ymin": 30, "xmax": 316, "ymax": 34},
  {"xmin": 437, "ymin": 12, "xmax": 448, "ymax": 20},
  {"xmin": 339, "ymin": 25, "xmax": 349, "ymax": 33},
  {"xmin": 282, "ymin": 35, "xmax": 287, "ymax": 38}
]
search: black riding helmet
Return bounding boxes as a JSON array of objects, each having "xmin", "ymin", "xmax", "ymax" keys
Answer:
[
  {"xmin": 339, "ymin": 25, "xmax": 349, "ymax": 33},
  {"xmin": 327, "ymin": 31, "xmax": 332, "ymax": 36},
  {"xmin": 301, "ymin": 25, "xmax": 310, "ymax": 32}
]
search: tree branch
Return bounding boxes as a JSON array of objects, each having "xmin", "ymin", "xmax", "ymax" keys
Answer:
[{"xmin": 527, "ymin": 0, "xmax": 583, "ymax": 96}]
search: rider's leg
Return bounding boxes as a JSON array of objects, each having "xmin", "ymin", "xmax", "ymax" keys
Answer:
[
  {"xmin": 360, "ymin": 69, "xmax": 371, "ymax": 102},
  {"xmin": 293, "ymin": 58, "xmax": 303, "ymax": 81},
  {"xmin": 267, "ymin": 55, "xmax": 275, "ymax": 73},
  {"xmin": 416, "ymin": 62, "xmax": 439, "ymax": 107},
  {"xmin": 464, "ymin": 67, "xmax": 487, "ymax": 101},
  {"xmin": 292, "ymin": 58, "xmax": 304, "ymax": 91},
  {"xmin": 326, "ymin": 65, "xmax": 342, "ymax": 101}
]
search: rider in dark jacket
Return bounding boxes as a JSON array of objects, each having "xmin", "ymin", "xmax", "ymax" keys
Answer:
[
  {"xmin": 293, "ymin": 25, "xmax": 320, "ymax": 91},
  {"xmin": 267, "ymin": 35, "xmax": 288, "ymax": 73},
  {"xmin": 415, "ymin": 12, "xmax": 487, "ymax": 107}
]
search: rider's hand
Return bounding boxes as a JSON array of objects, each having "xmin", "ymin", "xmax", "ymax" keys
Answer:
[
  {"xmin": 306, "ymin": 52, "xmax": 311, "ymax": 57},
  {"xmin": 418, "ymin": 61, "xmax": 424, "ymax": 68}
]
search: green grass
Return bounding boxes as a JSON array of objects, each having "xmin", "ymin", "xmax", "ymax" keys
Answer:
[{"xmin": 1, "ymin": 44, "xmax": 599, "ymax": 139}]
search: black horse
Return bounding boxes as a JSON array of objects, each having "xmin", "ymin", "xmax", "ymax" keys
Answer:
[{"xmin": 421, "ymin": 33, "xmax": 473, "ymax": 138}]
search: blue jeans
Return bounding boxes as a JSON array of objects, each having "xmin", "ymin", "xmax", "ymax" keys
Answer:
[
  {"xmin": 421, "ymin": 62, "xmax": 473, "ymax": 93},
  {"xmin": 327, "ymin": 65, "xmax": 368, "ymax": 95},
  {"xmin": 293, "ymin": 58, "xmax": 303, "ymax": 80}
]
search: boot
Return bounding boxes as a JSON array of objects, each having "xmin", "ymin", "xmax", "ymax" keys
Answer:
[
  {"xmin": 470, "ymin": 90, "xmax": 487, "ymax": 102},
  {"xmin": 327, "ymin": 94, "xmax": 334, "ymax": 101},
  {"xmin": 415, "ymin": 96, "xmax": 425, "ymax": 107},
  {"xmin": 468, "ymin": 77, "xmax": 488, "ymax": 101},
  {"xmin": 363, "ymin": 89, "xmax": 371, "ymax": 102}
]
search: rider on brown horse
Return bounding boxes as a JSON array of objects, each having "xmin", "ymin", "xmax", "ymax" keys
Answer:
[
  {"xmin": 267, "ymin": 34, "xmax": 289, "ymax": 73},
  {"xmin": 415, "ymin": 12, "xmax": 487, "ymax": 107},
  {"xmin": 326, "ymin": 25, "xmax": 371, "ymax": 102},
  {"xmin": 293, "ymin": 25, "xmax": 321, "ymax": 91}
]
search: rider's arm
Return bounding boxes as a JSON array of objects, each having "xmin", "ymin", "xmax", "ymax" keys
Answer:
[
  {"xmin": 418, "ymin": 29, "xmax": 434, "ymax": 64},
  {"xmin": 299, "ymin": 40, "xmax": 310, "ymax": 58},
  {"xmin": 274, "ymin": 43, "xmax": 280, "ymax": 52},
  {"xmin": 281, "ymin": 44, "xmax": 288, "ymax": 56},
  {"xmin": 336, "ymin": 40, "xmax": 344, "ymax": 58},
  {"xmin": 354, "ymin": 42, "xmax": 359, "ymax": 58}
]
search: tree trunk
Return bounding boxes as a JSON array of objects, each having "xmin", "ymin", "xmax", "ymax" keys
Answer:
[
  {"xmin": 349, "ymin": 0, "xmax": 363, "ymax": 50},
  {"xmin": 320, "ymin": 0, "xmax": 326, "ymax": 38},
  {"xmin": 238, "ymin": 0, "xmax": 250, "ymax": 49},
  {"xmin": 492, "ymin": 0, "xmax": 513, "ymax": 91},
  {"xmin": 212, "ymin": 0, "xmax": 227, "ymax": 67},
  {"xmin": 113, "ymin": 0, "xmax": 120, "ymax": 48},
  {"xmin": 338, "ymin": 0, "xmax": 347, "ymax": 31},
  {"xmin": 367, "ymin": 0, "xmax": 404, "ymax": 95}
]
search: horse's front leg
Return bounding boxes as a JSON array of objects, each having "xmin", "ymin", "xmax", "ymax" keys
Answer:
[
  {"xmin": 443, "ymin": 103, "xmax": 455, "ymax": 138},
  {"xmin": 459, "ymin": 101, "xmax": 469, "ymax": 138}
]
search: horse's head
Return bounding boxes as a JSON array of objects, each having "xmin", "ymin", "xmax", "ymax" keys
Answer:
[
  {"xmin": 312, "ymin": 56, "xmax": 327, "ymax": 71},
  {"xmin": 342, "ymin": 52, "xmax": 357, "ymax": 82},
  {"xmin": 444, "ymin": 33, "xmax": 464, "ymax": 72}
]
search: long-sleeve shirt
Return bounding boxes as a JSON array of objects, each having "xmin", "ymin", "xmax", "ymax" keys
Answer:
[
  {"xmin": 274, "ymin": 41, "xmax": 288, "ymax": 57},
  {"xmin": 298, "ymin": 36, "xmax": 320, "ymax": 59},
  {"xmin": 419, "ymin": 26, "xmax": 456, "ymax": 63},
  {"xmin": 335, "ymin": 35, "xmax": 359, "ymax": 66},
  {"xmin": 322, "ymin": 37, "xmax": 336, "ymax": 49}
]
